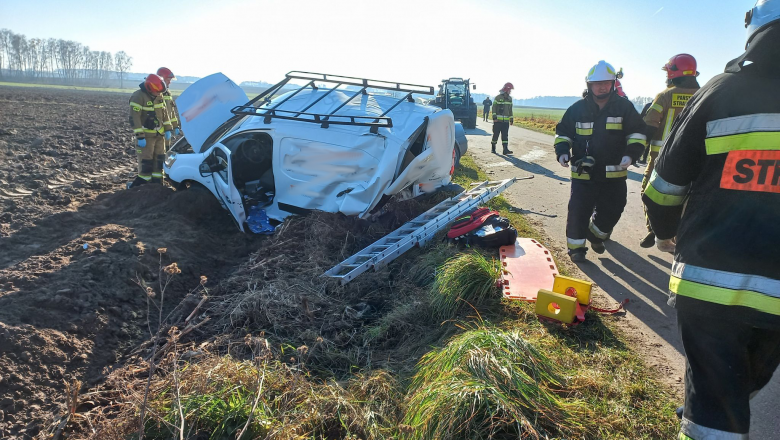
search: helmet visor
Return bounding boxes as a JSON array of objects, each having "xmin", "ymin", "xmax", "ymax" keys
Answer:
[{"xmin": 747, "ymin": 0, "xmax": 780, "ymax": 45}]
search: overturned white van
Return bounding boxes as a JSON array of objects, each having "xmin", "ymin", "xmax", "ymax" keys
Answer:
[{"xmin": 164, "ymin": 71, "xmax": 464, "ymax": 233}]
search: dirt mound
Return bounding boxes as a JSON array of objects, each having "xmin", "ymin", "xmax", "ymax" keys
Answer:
[
  {"xmin": 0, "ymin": 180, "xmax": 270, "ymax": 438},
  {"xmin": 0, "ymin": 86, "xmax": 278, "ymax": 438}
]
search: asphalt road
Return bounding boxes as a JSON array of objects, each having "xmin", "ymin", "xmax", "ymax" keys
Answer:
[{"xmin": 465, "ymin": 119, "xmax": 779, "ymax": 438}]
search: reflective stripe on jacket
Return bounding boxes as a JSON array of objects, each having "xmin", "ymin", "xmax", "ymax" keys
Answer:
[
  {"xmin": 129, "ymin": 85, "xmax": 169, "ymax": 138},
  {"xmin": 554, "ymin": 93, "xmax": 647, "ymax": 181},
  {"xmin": 493, "ymin": 92, "xmax": 512, "ymax": 121},
  {"xmin": 643, "ymin": 60, "xmax": 780, "ymax": 321},
  {"xmin": 644, "ymin": 78, "xmax": 700, "ymax": 153},
  {"xmin": 162, "ymin": 90, "xmax": 180, "ymax": 129}
]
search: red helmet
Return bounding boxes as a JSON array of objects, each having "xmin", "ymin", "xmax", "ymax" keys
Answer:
[
  {"xmin": 615, "ymin": 79, "xmax": 626, "ymax": 97},
  {"xmin": 144, "ymin": 74, "xmax": 166, "ymax": 95},
  {"xmin": 501, "ymin": 82, "xmax": 514, "ymax": 92},
  {"xmin": 156, "ymin": 67, "xmax": 175, "ymax": 80},
  {"xmin": 662, "ymin": 54, "xmax": 698, "ymax": 79}
]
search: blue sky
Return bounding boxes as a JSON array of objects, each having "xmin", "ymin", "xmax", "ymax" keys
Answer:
[{"xmin": 0, "ymin": 0, "xmax": 754, "ymax": 99}]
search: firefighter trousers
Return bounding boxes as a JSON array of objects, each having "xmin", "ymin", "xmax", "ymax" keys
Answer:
[
  {"xmin": 677, "ymin": 302, "xmax": 780, "ymax": 437},
  {"xmin": 640, "ymin": 150, "xmax": 659, "ymax": 232},
  {"xmin": 483, "ymin": 107, "xmax": 490, "ymax": 121},
  {"xmin": 136, "ymin": 134, "xmax": 166, "ymax": 183},
  {"xmin": 566, "ymin": 179, "xmax": 627, "ymax": 254},
  {"xmin": 491, "ymin": 121, "xmax": 509, "ymax": 150}
]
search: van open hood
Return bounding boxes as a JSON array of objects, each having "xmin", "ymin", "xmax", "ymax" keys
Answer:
[{"xmin": 176, "ymin": 73, "xmax": 248, "ymax": 152}]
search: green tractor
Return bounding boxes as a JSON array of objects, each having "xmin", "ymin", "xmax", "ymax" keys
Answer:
[{"xmin": 429, "ymin": 78, "xmax": 478, "ymax": 129}]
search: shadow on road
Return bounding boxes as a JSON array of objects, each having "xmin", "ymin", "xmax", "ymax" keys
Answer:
[
  {"xmin": 465, "ymin": 127, "xmax": 491, "ymax": 136},
  {"xmin": 648, "ymin": 254, "xmax": 673, "ymax": 270},
  {"xmin": 576, "ymin": 257, "xmax": 684, "ymax": 354},
  {"xmin": 604, "ymin": 240, "xmax": 671, "ymax": 292},
  {"xmin": 494, "ymin": 153, "xmax": 570, "ymax": 182}
]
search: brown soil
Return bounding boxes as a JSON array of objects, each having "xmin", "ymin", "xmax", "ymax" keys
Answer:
[
  {"xmin": 0, "ymin": 87, "xmax": 268, "ymax": 439},
  {"xmin": 0, "ymin": 87, "xmax": 455, "ymax": 439}
]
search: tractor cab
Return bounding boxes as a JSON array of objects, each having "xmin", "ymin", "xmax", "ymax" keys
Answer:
[{"xmin": 430, "ymin": 78, "xmax": 477, "ymax": 129}]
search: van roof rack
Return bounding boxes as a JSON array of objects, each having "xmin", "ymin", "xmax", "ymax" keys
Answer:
[{"xmin": 231, "ymin": 71, "xmax": 435, "ymax": 133}]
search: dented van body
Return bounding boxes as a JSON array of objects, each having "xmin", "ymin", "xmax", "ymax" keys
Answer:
[{"xmin": 164, "ymin": 72, "xmax": 461, "ymax": 232}]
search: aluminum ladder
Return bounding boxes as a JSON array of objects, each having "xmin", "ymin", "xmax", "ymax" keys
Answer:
[{"xmin": 323, "ymin": 177, "xmax": 528, "ymax": 285}]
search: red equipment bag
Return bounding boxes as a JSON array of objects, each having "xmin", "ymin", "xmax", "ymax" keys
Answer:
[{"xmin": 447, "ymin": 207, "xmax": 498, "ymax": 239}]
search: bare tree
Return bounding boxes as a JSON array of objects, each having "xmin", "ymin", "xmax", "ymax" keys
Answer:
[
  {"xmin": 0, "ymin": 29, "xmax": 7, "ymax": 77},
  {"xmin": 115, "ymin": 51, "xmax": 132, "ymax": 88}
]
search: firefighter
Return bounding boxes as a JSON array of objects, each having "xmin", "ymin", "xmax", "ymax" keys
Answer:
[
  {"xmin": 157, "ymin": 67, "xmax": 180, "ymax": 148},
  {"xmin": 482, "ymin": 96, "xmax": 492, "ymax": 122},
  {"xmin": 128, "ymin": 74, "xmax": 171, "ymax": 187},
  {"xmin": 614, "ymin": 78, "xmax": 627, "ymax": 98},
  {"xmin": 555, "ymin": 60, "xmax": 647, "ymax": 262},
  {"xmin": 638, "ymin": 54, "xmax": 701, "ymax": 248},
  {"xmin": 643, "ymin": 2, "xmax": 780, "ymax": 437},
  {"xmin": 491, "ymin": 83, "xmax": 514, "ymax": 155}
]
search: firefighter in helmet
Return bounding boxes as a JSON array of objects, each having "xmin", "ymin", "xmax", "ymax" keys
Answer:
[
  {"xmin": 128, "ymin": 74, "xmax": 171, "ymax": 187},
  {"xmin": 638, "ymin": 54, "xmax": 700, "ymax": 248},
  {"xmin": 555, "ymin": 60, "xmax": 647, "ymax": 262},
  {"xmin": 491, "ymin": 82, "xmax": 514, "ymax": 155},
  {"xmin": 157, "ymin": 67, "xmax": 180, "ymax": 148},
  {"xmin": 643, "ymin": 1, "xmax": 780, "ymax": 437}
]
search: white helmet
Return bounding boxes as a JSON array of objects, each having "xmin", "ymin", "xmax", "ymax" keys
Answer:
[
  {"xmin": 585, "ymin": 60, "xmax": 617, "ymax": 82},
  {"xmin": 746, "ymin": 0, "xmax": 780, "ymax": 46}
]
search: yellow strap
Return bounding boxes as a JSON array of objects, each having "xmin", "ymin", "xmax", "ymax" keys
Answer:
[{"xmin": 606, "ymin": 123, "xmax": 623, "ymax": 130}]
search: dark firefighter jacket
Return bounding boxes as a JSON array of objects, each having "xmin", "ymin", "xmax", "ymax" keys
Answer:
[
  {"xmin": 554, "ymin": 92, "xmax": 647, "ymax": 181},
  {"xmin": 129, "ymin": 83, "xmax": 170, "ymax": 139},
  {"xmin": 643, "ymin": 24, "xmax": 780, "ymax": 327},
  {"xmin": 492, "ymin": 92, "xmax": 512, "ymax": 122}
]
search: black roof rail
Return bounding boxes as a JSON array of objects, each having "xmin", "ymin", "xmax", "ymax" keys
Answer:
[{"xmin": 231, "ymin": 71, "xmax": 434, "ymax": 133}]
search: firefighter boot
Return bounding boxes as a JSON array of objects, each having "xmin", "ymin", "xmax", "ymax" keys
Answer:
[
  {"xmin": 502, "ymin": 143, "xmax": 513, "ymax": 155},
  {"xmin": 128, "ymin": 176, "xmax": 148, "ymax": 189},
  {"xmin": 640, "ymin": 231, "xmax": 656, "ymax": 248},
  {"xmin": 491, "ymin": 143, "xmax": 497, "ymax": 153},
  {"xmin": 568, "ymin": 249, "xmax": 587, "ymax": 262},
  {"xmin": 590, "ymin": 241, "xmax": 606, "ymax": 254}
]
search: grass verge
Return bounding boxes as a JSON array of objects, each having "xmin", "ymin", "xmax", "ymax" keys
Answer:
[
  {"xmin": 477, "ymin": 108, "xmax": 560, "ymax": 135},
  {"xmin": 71, "ymin": 153, "xmax": 678, "ymax": 439}
]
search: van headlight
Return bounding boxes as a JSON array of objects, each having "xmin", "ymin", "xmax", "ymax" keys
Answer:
[{"xmin": 164, "ymin": 152, "xmax": 177, "ymax": 168}]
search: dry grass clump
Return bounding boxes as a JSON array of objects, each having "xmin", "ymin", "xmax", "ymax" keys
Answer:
[
  {"xmin": 429, "ymin": 251, "xmax": 503, "ymax": 320},
  {"xmin": 513, "ymin": 116, "xmax": 558, "ymax": 135},
  {"xmin": 85, "ymin": 349, "xmax": 404, "ymax": 440},
  {"xmin": 402, "ymin": 325, "xmax": 586, "ymax": 440}
]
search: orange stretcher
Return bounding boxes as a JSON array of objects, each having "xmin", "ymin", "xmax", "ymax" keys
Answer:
[{"xmin": 499, "ymin": 238, "xmax": 559, "ymax": 302}]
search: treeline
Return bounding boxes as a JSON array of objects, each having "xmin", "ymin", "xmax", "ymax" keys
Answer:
[{"xmin": 0, "ymin": 29, "xmax": 133, "ymax": 87}]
